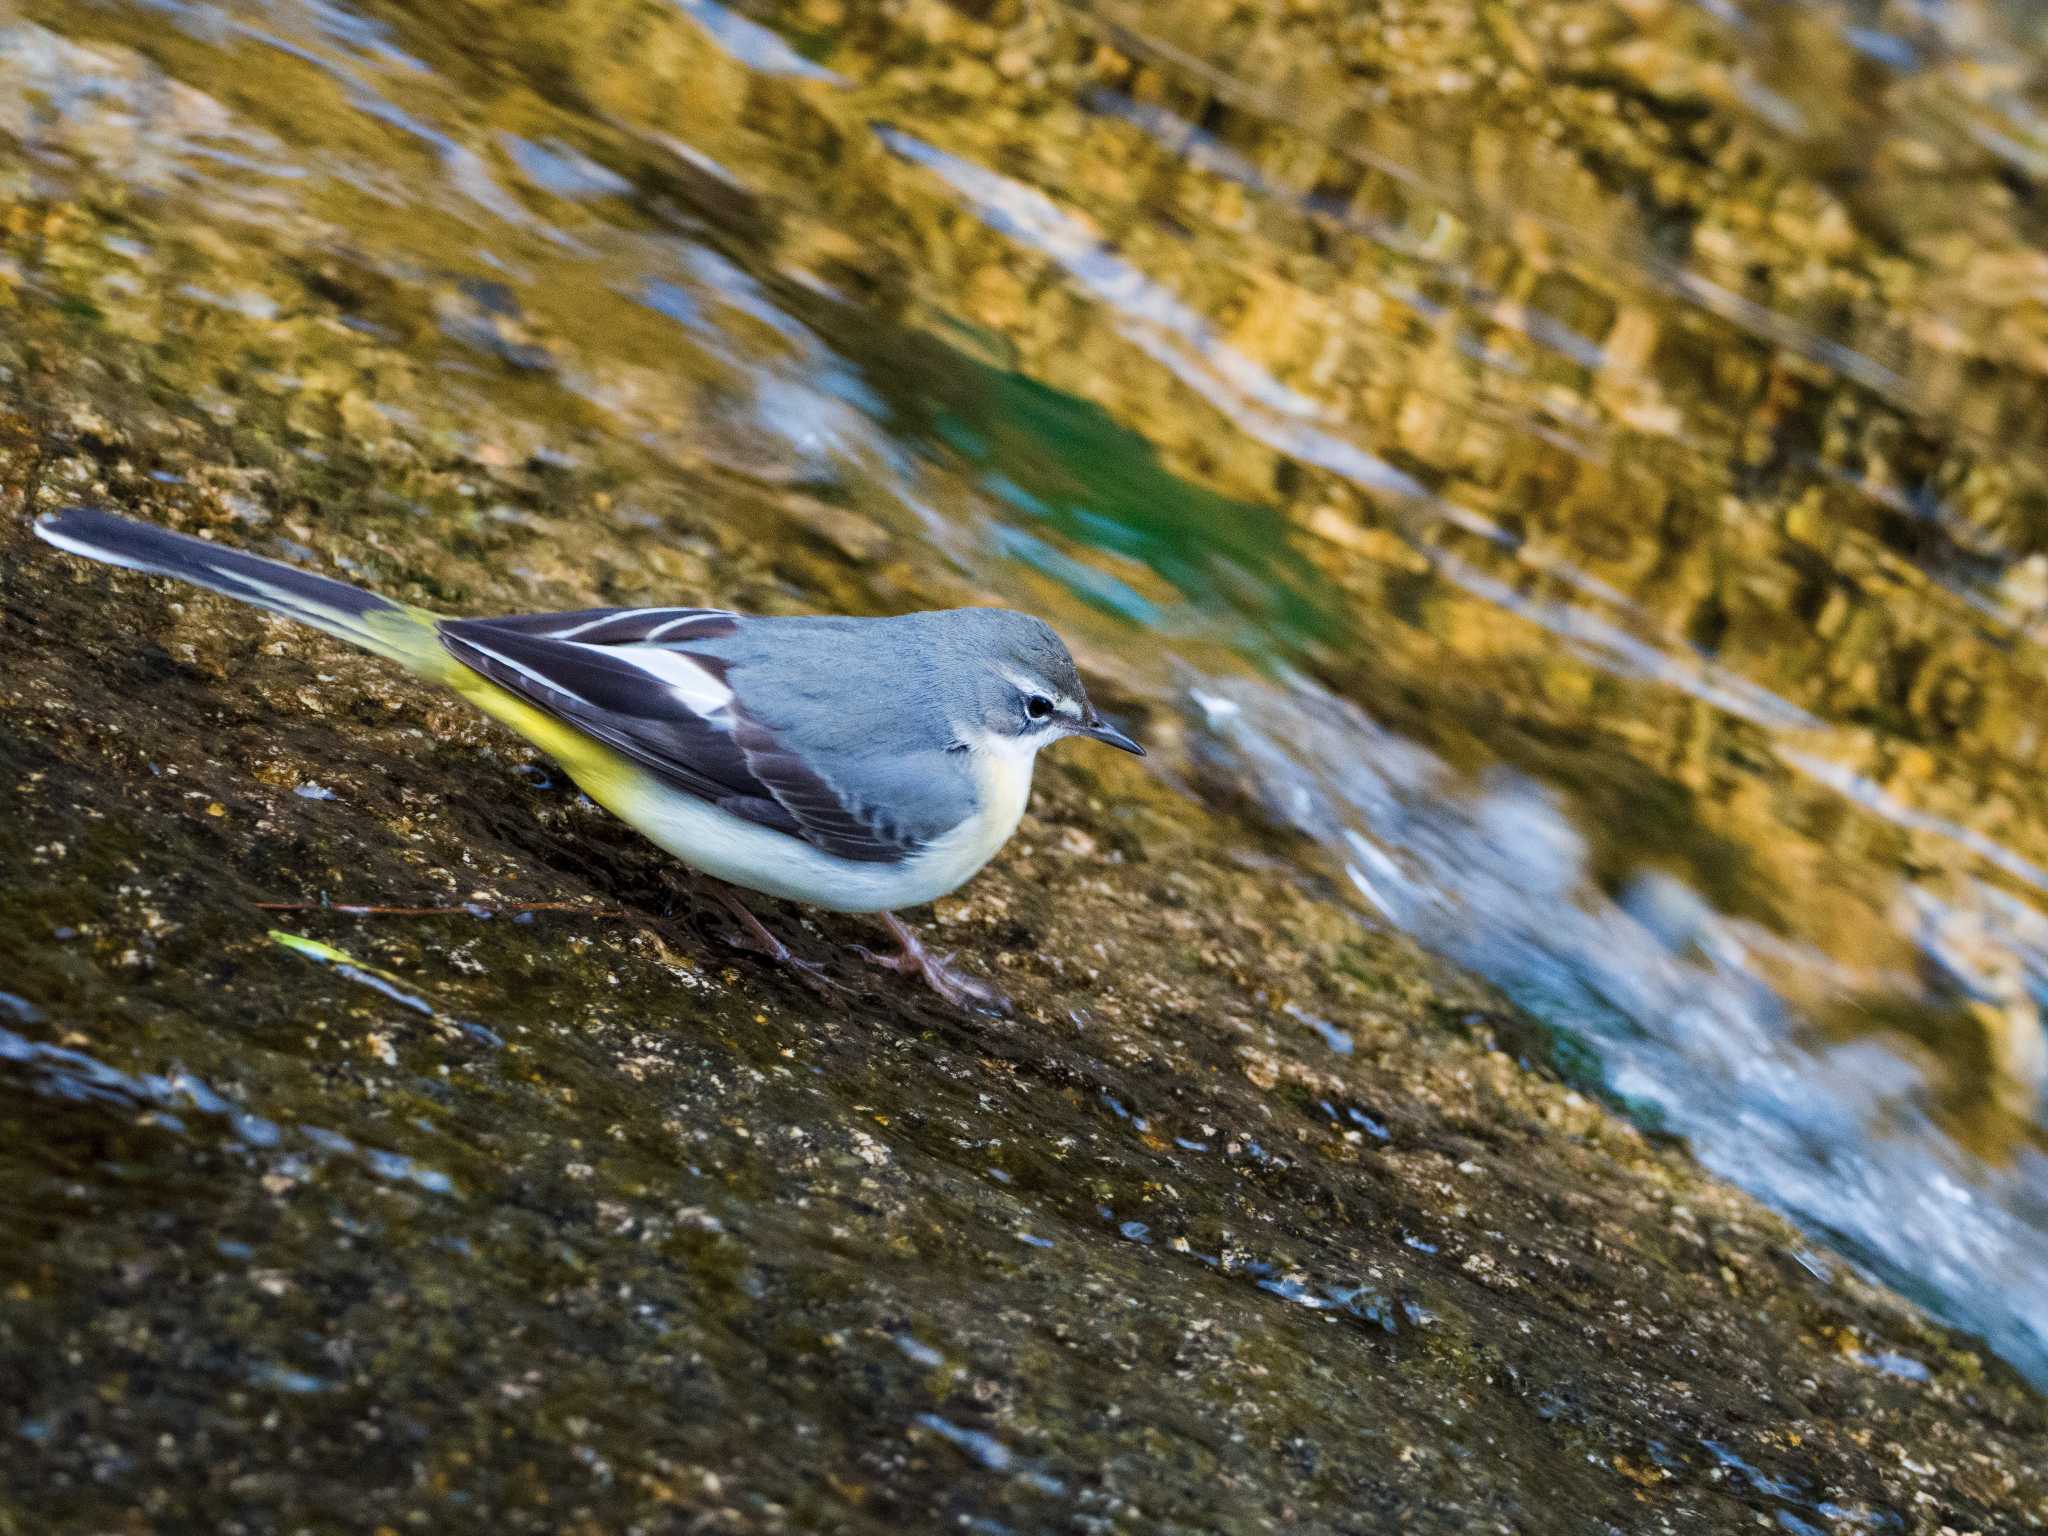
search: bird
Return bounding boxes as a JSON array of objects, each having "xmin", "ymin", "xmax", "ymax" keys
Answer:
[{"xmin": 33, "ymin": 506, "xmax": 1144, "ymax": 1013}]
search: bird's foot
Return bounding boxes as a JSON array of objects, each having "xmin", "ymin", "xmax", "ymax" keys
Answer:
[
  {"xmin": 709, "ymin": 887, "xmax": 843, "ymax": 998},
  {"xmin": 856, "ymin": 912, "xmax": 1013, "ymax": 1017}
]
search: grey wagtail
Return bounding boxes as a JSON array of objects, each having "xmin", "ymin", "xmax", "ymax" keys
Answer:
[{"xmin": 34, "ymin": 507, "xmax": 1144, "ymax": 1012}]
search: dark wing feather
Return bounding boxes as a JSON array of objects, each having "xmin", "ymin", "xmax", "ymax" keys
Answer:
[
  {"xmin": 726, "ymin": 714, "xmax": 920, "ymax": 862},
  {"xmin": 437, "ymin": 610, "xmax": 913, "ymax": 864}
]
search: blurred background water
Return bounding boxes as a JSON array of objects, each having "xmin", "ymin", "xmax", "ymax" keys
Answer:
[{"xmin": 5, "ymin": 0, "xmax": 2048, "ymax": 1388}]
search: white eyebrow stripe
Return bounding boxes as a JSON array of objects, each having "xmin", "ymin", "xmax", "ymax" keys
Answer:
[
  {"xmin": 998, "ymin": 667, "xmax": 1078, "ymax": 718},
  {"xmin": 604, "ymin": 644, "xmax": 735, "ymax": 714}
]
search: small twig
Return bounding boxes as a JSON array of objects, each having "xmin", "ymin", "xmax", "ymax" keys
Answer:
[{"xmin": 254, "ymin": 900, "xmax": 633, "ymax": 919}]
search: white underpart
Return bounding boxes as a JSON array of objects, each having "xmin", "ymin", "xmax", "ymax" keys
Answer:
[
  {"xmin": 596, "ymin": 724, "xmax": 1045, "ymax": 913},
  {"xmin": 602, "ymin": 644, "xmax": 735, "ymax": 714}
]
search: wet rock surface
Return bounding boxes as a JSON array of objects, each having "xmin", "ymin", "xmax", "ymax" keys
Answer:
[
  {"xmin": 0, "ymin": 359, "xmax": 2042, "ymax": 1532},
  {"xmin": 2, "ymin": 0, "xmax": 2048, "ymax": 1530}
]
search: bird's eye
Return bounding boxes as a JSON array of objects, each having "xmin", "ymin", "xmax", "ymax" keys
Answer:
[{"xmin": 1025, "ymin": 694, "xmax": 1055, "ymax": 721}]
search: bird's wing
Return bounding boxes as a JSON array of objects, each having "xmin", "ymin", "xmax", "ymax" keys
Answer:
[{"xmin": 438, "ymin": 608, "xmax": 919, "ymax": 864}]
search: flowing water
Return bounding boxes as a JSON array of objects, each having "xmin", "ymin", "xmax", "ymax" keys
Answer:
[{"xmin": 5, "ymin": 0, "xmax": 2048, "ymax": 1410}]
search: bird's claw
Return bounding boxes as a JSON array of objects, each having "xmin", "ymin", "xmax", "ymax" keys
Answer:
[
  {"xmin": 922, "ymin": 955, "xmax": 1012, "ymax": 1016},
  {"xmin": 709, "ymin": 886, "xmax": 847, "ymax": 999},
  {"xmin": 861, "ymin": 918, "xmax": 1012, "ymax": 1017}
]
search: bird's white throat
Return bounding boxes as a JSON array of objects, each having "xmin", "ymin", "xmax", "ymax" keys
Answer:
[{"xmin": 961, "ymin": 727, "xmax": 1043, "ymax": 844}]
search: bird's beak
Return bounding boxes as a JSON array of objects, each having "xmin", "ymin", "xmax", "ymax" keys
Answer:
[{"xmin": 1075, "ymin": 714, "xmax": 1146, "ymax": 756}]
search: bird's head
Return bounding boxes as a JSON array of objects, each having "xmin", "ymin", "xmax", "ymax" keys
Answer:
[{"xmin": 939, "ymin": 609, "xmax": 1144, "ymax": 761}]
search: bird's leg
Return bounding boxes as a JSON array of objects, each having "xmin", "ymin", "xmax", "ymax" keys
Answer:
[
  {"xmin": 708, "ymin": 885, "xmax": 842, "ymax": 996},
  {"xmin": 856, "ymin": 912, "xmax": 1013, "ymax": 1017}
]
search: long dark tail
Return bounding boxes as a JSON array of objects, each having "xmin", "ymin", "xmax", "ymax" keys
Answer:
[{"xmin": 34, "ymin": 507, "xmax": 451, "ymax": 676}]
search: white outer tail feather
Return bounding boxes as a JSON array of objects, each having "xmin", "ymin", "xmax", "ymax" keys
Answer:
[{"xmin": 33, "ymin": 507, "xmax": 444, "ymax": 674}]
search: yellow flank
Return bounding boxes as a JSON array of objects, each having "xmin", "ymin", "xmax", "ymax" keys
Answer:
[
  {"xmin": 364, "ymin": 604, "xmax": 656, "ymax": 821},
  {"xmin": 361, "ymin": 605, "xmax": 468, "ymax": 681},
  {"xmin": 444, "ymin": 652, "xmax": 654, "ymax": 811}
]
